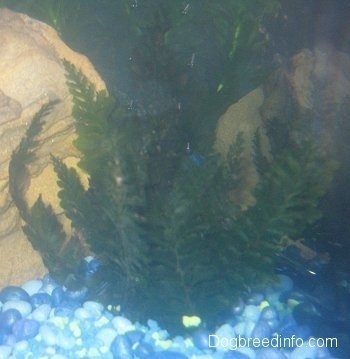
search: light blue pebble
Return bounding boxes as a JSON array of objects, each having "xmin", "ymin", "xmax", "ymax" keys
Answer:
[
  {"xmin": 243, "ymin": 305, "xmax": 261, "ymax": 322},
  {"xmin": 252, "ymin": 319, "xmax": 272, "ymax": 340},
  {"xmin": 0, "ymin": 345, "xmax": 12, "ymax": 358},
  {"xmin": 290, "ymin": 340, "xmax": 318, "ymax": 359},
  {"xmin": 214, "ymin": 323, "xmax": 236, "ymax": 350},
  {"xmin": 56, "ymin": 332, "xmax": 76, "ymax": 350},
  {"xmin": 233, "ymin": 347, "xmax": 255, "ymax": 359},
  {"xmin": 260, "ymin": 306, "xmax": 278, "ymax": 321},
  {"xmin": 51, "ymin": 355, "xmax": 68, "ymax": 359},
  {"xmin": 222, "ymin": 350, "xmax": 250, "ymax": 358},
  {"xmin": 40, "ymin": 282, "xmax": 58, "ymax": 295},
  {"xmin": 83, "ymin": 301, "xmax": 104, "ymax": 320},
  {"xmin": 13, "ymin": 339, "xmax": 29, "ymax": 354},
  {"xmin": 255, "ymin": 347, "xmax": 288, "ymax": 359},
  {"xmin": 151, "ymin": 351, "xmax": 188, "ymax": 359},
  {"xmin": 96, "ymin": 327, "xmax": 118, "ymax": 347},
  {"xmin": 39, "ymin": 324, "xmax": 58, "ymax": 346},
  {"xmin": 31, "ymin": 304, "xmax": 51, "ymax": 322},
  {"xmin": 315, "ymin": 346, "xmax": 332, "ymax": 358},
  {"xmin": 110, "ymin": 335, "xmax": 133, "ymax": 359},
  {"xmin": 112, "ymin": 316, "xmax": 134, "ymax": 334},
  {"xmin": 74, "ymin": 307, "xmax": 92, "ymax": 321},
  {"xmin": 147, "ymin": 319, "xmax": 160, "ymax": 331},
  {"xmin": 21, "ymin": 279, "xmax": 43, "ymax": 296},
  {"xmin": 2, "ymin": 300, "xmax": 32, "ymax": 317},
  {"xmin": 244, "ymin": 320, "xmax": 257, "ymax": 337}
]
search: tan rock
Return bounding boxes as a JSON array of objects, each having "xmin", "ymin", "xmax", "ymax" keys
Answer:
[
  {"xmin": 215, "ymin": 87, "xmax": 268, "ymax": 209},
  {"xmin": 215, "ymin": 47, "xmax": 350, "ymax": 209},
  {"xmin": 0, "ymin": 8, "xmax": 106, "ymax": 287}
]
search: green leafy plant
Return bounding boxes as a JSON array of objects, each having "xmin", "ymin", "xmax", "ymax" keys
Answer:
[
  {"xmin": 8, "ymin": 101, "xmax": 85, "ymax": 281},
  {"xmin": 10, "ymin": 63, "xmax": 337, "ymax": 333},
  {"xmin": 7, "ymin": 0, "xmax": 339, "ymax": 334}
]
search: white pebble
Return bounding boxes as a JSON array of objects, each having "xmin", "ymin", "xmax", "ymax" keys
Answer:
[
  {"xmin": 244, "ymin": 320, "xmax": 257, "ymax": 337},
  {"xmin": 243, "ymin": 305, "xmax": 261, "ymax": 322},
  {"xmin": 2, "ymin": 300, "xmax": 32, "ymax": 317},
  {"xmin": 214, "ymin": 323, "xmax": 236, "ymax": 351},
  {"xmin": 236, "ymin": 347, "xmax": 256, "ymax": 359},
  {"xmin": 290, "ymin": 339, "xmax": 318, "ymax": 359},
  {"xmin": 39, "ymin": 324, "xmax": 58, "ymax": 346},
  {"xmin": 112, "ymin": 316, "xmax": 134, "ymax": 334},
  {"xmin": 75, "ymin": 307, "xmax": 92, "ymax": 321},
  {"xmin": 83, "ymin": 301, "xmax": 104, "ymax": 320},
  {"xmin": 69, "ymin": 320, "xmax": 82, "ymax": 337},
  {"xmin": 0, "ymin": 345, "xmax": 12, "ymax": 358},
  {"xmin": 21, "ymin": 279, "xmax": 43, "ymax": 296},
  {"xmin": 31, "ymin": 304, "xmax": 52, "ymax": 322},
  {"xmin": 40, "ymin": 282, "xmax": 58, "ymax": 295},
  {"xmin": 96, "ymin": 328, "xmax": 118, "ymax": 347},
  {"xmin": 87, "ymin": 347, "xmax": 101, "ymax": 357},
  {"xmin": 233, "ymin": 321, "xmax": 246, "ymax": 336},
  {"xmin": 13, "ymin": 340, "xmax": 29, "ymax": 354},
  {"xmin": 56, "ymin": 332, "xmax": 76, "ymax": 350}
]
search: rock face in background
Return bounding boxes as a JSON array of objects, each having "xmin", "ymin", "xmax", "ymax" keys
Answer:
[
  {"xmin": 215, "ymin": 47, "xmax": 350, "ymax": 209},
  {"xmin": 214, "ymin": 88, "xmax": 269, "ymax": 209},
  {"xmin": 0, "ymin": 8, "xmax": 106, "ymax": 287}
]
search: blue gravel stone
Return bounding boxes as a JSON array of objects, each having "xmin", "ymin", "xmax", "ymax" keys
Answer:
[
  {"xmin": 54, "ymin": 305, "xmax": 75, "ymax": 318},
  {"xmin": 223, "ymin": 351, "xmax": 250, "ymax": 359},
  {"xmin": 125, "ymin": 329, "xmax": 144, "ymax": 344},
  {"xmin": 0, "ymin": 345, "xmax": 12, "ymax": 358},
  {"xmin": 110, "ymin": 334, "xmax": 133, "ymax": 359},
  {"xmin": 252, "ymin": 319, "xmax": 272, "ymax": 339},
  {"xmin": 0, "ymin": 309, "xmax": 22, "ymax": 331},
  {"xmin": 192, "ymin": 328, "xmax": 211, "ymax": 350},
  {"xmin": 51, "ymin": 286, "xmax": 65, "ymax": 307},
  {"xmin": 31, "ymin": 304, "xmax": 51, "ymax": 322},
  {"xmin": 31, "ymin": 292, "xmax": 52, "ymax": 308},
  {"xmin": 150, "ymin": 351, "xmax": 188, "ymax": 359},
  {"xmin": 133, "ymin": 341, "xmax": 154, "ymax": 358},
  {"xmin": 260, "ymin": 306, "xmax": 278, "ymax": 321},
  {"xmin": 256, "ymin": 348, "xmax": 288, "ymax": 359},
  {"xmin": 0, "ymin": 286, "xmax": 31, "ymax": 303},
  {"xmin": 12, "ymin": 319, "xmax": 40, "ymax": 340},
  {"xmin": 2, "ymin": 300, "xmax": 32, "ymax": 317}
]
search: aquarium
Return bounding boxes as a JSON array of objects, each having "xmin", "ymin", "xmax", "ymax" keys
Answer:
[{"xmin": 0, "ymin": 0, "xmax": 349, "ymax": 358}]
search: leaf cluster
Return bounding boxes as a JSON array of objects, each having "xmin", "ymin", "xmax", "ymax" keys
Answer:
[
  {"xmin": 10, "ymin": 63, "xmax": 337, "ymax": 334},
  {"xmin": 8, "ymin": 100, "xmax": 85, "ymax": 281},
  {"xmin": 7, "ymin": 0, "xmax": 338, "ymax": 335}
]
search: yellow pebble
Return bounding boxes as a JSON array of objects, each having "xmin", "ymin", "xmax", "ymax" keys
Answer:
[
  {"xmin": 259, "ymin": 300, "xmax": 270, "ymax": 310},
  {"xmin": 156, "ymin": 339, "xmax": 172, "ymax": 349},
  {"xmin": 182, "ymin": 315, "xmax": 201, "ymax": 328},
  {"xmin": 184, "ymin": 337, "xmax": 194, "ymax": 348},
  {"xmin": 51, "ymin": 316, "xmax": 68, "ymax": 329},
  {"xmin": 75, "ymin": 348, "xmax": 87, "ymax": 358},
  {"xmin": 69, "ymin": 321, "xmax": 82, "ymax": 337},
  {"xmin": 94, "ymin": 315, "xmax": 110, "ymax": 327}
]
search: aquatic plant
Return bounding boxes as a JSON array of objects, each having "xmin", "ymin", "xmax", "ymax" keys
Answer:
[
  {"xmin": 8, "ymin": 101, "xmax": 85, "ymax": 281},
  {"xmin": 7, "ymin": 0, "xmax": 339, "ymax": 334},
  {"xmin": 9, "ymin": 62, "xmax": 337, "ymax": 334}
]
